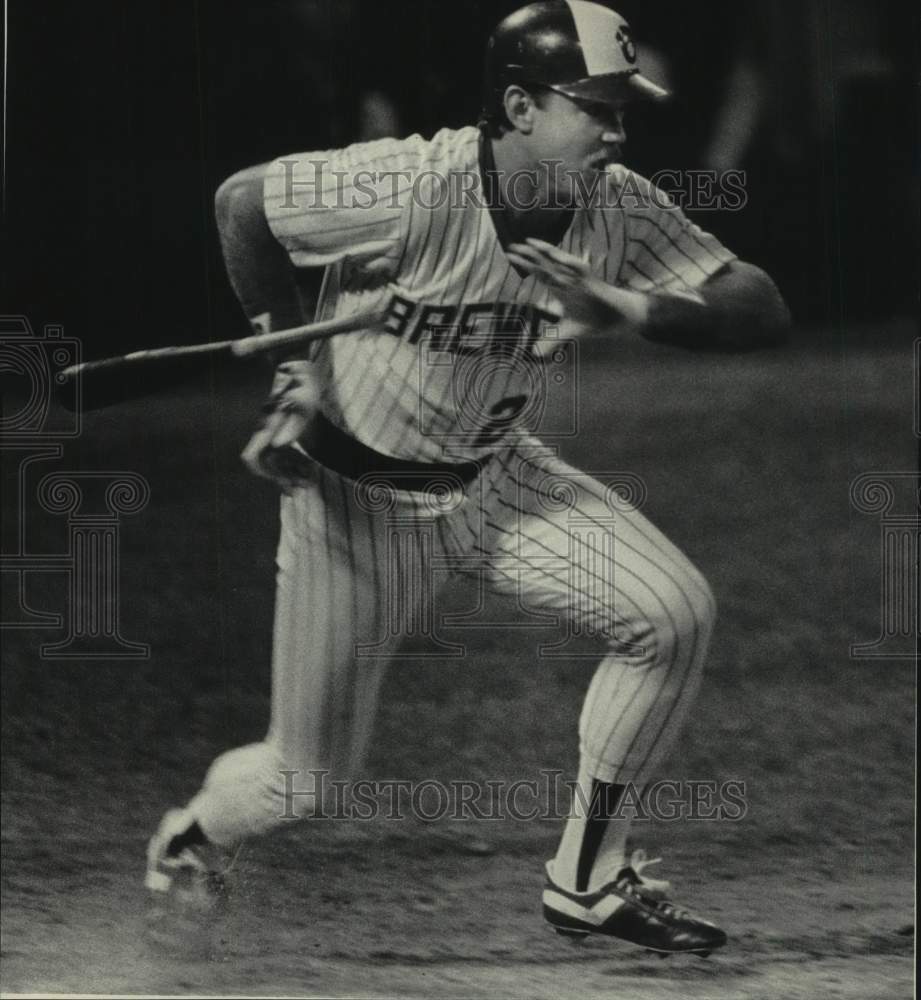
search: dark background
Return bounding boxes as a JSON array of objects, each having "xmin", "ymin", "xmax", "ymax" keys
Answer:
[{"xmin": 4, "ymin": 0, "xmax": 919, "ymax": 353}]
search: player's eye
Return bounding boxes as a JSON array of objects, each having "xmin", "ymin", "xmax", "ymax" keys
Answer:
[{"xmin": 574, "ymin": 97, "xmax": 624, "ymax": 125}]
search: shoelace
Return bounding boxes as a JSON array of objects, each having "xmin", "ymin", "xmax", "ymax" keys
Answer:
[
  {"xmin": 614, "ymin": 874, "xmax": 644, "ymax": 898},
  {"xmin": 614, "ymin": 877, "xmax": 695, "ymax": 921},
  {"xmin": 656, "ymin": 898, "xmax": 696, "ymax": 920},
  {"xmin": 616, "ymin": 852, "xmax": 696, "ymax": 921},
  {"xmin": 624, "ymin": 849, "xmax": 672, "ymax": 896}
]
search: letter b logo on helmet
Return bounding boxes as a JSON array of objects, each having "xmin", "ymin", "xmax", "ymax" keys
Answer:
[
  {"xmin": 614, "ymin": 24, "xmax": 637, "ymax": 64},
  {"xmin": 483, "ymin": 0, "xmax": 667, "ymax": 119}
]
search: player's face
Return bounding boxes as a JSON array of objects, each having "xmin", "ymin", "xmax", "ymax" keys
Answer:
[{"xmin": 529, "ymin": 90, "xmax": 627, "ymax": 204}]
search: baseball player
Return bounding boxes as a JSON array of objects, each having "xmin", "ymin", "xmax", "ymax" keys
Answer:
[{"xmin": 146, "ymin": 0, "xmax": 788, "ymax": 955}]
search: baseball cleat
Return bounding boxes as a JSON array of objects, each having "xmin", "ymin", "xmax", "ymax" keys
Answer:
[
  {"xmin": 145, "ymin": 807, "xmax": 225, "ymax": 905},
  {"xmin": 542, "ymin": 860, "xmax": 727, "ymax": 954}
]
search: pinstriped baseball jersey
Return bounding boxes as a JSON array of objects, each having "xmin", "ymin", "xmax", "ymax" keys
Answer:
[{"xmin": 263, "ymin": 126, "xmax": 734, "ymax": 463}]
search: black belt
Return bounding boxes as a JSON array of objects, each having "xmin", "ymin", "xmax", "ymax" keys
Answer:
[{"xmin": 302, "ymin": 413, "xmax": 481, "ymax": 492}]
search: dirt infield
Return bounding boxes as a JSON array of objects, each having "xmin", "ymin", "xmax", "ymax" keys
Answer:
[
  {"xmin": 0, "ymin": 837, "xmax": 914, "ymax": 997},
  {"xmin": 1, "ymin": 334, "xmax": 915, "ymax": 997}
]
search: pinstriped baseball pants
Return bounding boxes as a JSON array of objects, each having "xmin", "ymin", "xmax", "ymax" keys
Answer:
[{"xmin": 189, "ymin": 438, "xmax": 715, "ymax": 846}]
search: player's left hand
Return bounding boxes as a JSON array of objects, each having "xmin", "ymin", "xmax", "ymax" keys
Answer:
[
  {"xmin": 241, "ymin": 361, "xmax": 320, "ymax": 493},
  {"xmin": 507, "ymin": 238, "xmax": 649, "ymax": 330}
]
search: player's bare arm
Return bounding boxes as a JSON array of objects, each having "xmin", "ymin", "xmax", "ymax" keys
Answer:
[
  {"xmin": 215, "ymin": 163, "xmax": 304, "ymax": 332},
  {"xmin": 507, "ymin": 237, "xmax": 790, "ymax": 349},
  {"xmin": 215, "ymin": 163, "xmax": 325, "ymax": 486},
  {"xmin": 644, "ymin": 258, "xmax": 791, "ymax": 350}
]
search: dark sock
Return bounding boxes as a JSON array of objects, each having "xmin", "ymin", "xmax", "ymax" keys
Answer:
[
  {"xmin": 166, "ymin": 820, "xmax": 207, "ymax": 857},
  {"xmin": 575, "ymin": 781, "xmax": 626, "ymax": 892}
]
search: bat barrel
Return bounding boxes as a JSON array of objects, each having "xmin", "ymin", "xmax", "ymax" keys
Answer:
[
  {"xmin": 55, "ymin": 342, "xmax": 236, "ymax": 413},
  {"xmin": 53, "ymin": 302, "xmax": 386, "ymax": 412}
]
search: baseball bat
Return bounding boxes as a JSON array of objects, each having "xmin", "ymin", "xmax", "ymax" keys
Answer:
[{"xmin": 56, "ymin": 306, "xmax": 386, "ymax": 412}]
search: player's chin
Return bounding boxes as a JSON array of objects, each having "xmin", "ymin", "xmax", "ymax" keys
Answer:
[
  {"xmin": 545, "ymin": 168, "xmax": 599, "ymax": 209},
  {"xmin": 569, "ymin": 167, "xmax": 609, "ymax": 208}
]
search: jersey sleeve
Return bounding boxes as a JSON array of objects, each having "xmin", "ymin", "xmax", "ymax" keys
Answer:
[
  {"xmin": 262, "ymin": 135, "xmax": 425, "ymax": 268},
  {"xmin": 611, "ymin": 168, "xmax": 737, "ymax": 296}
]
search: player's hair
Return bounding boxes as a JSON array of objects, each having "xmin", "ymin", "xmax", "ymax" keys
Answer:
[{"xmin": 479, "ymin": 83, "xmax": 553, "ymax": 138}]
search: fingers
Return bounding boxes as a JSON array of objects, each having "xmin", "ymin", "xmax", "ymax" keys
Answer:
[
  {"xmin": 507, "ymin": 242, "xmax": 565, "ymax": 276},
  {"xmin": 523, "ymin": 238, "xmax": 590, "ymax": 272},
  {"xmin": 506, "ymin": 250, "xmax": 562, "ymax": 287},
  {"xmin": 241, "ymin": 425, "xmax": 281, "ymax": 483},
  {"xmin": 508, "ymin": 239, "xmax": 589, "ymax": 288},
  {"xmin": 241, "ymin": 433, "xmax": 312, "ymax": 495},
  {"xmin": 242, "ymin": 391, "xmax": 318, "ymax": 493}
]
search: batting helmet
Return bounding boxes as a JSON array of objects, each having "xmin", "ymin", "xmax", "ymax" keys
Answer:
[{"xmin": 483, "ymin": 0, "xmax": 668, "ymax": 124}]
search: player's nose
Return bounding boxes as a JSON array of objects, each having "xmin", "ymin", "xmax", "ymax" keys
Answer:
[
  {"xmin": 602, "ymin": 121, "xmax": 626, "ymax": 146},
  {"xmin": 600, "ymin": 109, "xmax": 626, "ymax": 145}
]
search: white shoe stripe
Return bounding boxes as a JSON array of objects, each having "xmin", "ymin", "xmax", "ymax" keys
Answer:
[{"xmin": 543, "ymin": 888, "xmax": 625, "ymax": 925}]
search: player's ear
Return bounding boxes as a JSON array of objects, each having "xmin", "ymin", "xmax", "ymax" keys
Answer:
[{"xmin": 502, "ymin": 85, "xmax": 537, "ymax": 135}]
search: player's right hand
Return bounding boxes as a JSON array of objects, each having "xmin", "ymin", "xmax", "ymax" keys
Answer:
[
  {"xmin": 507, "ymin": 238, "xmax": 651, "ymax": 330},
  {"xmin": 241, "ymin": 361, "xmax": 320, "ymax": 492}
]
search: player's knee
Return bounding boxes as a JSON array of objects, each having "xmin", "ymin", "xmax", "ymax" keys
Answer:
[
  {"xmin": 662, "ymin": 570, "xmax": 715, "ymax": 657},
  {"xmin": 627, "ymin": 566, "xmax": 716, "ymax": 666},
  {"xmin": 686, "ymin": 567, "xmax": 717, "ymax": 634}
]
